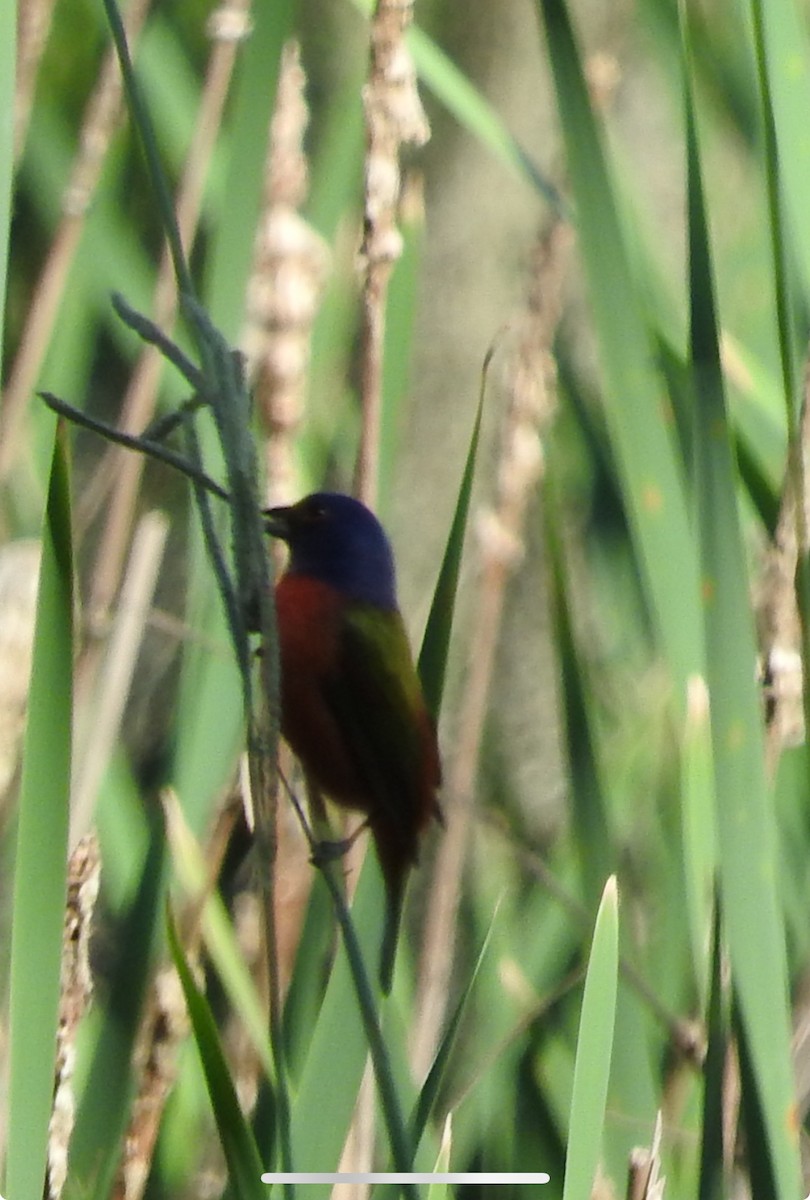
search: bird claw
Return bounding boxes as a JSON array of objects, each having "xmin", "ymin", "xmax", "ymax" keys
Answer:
[
  {"xmin": 309, "ymin": 822, "xmax": 368, "ymax": 868},
  {"xmin": 310, "ymin": 835, "xmax": 355, "ymax": 867}
]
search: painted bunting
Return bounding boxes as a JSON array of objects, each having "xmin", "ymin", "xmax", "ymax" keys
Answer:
[{"xmin": 264, "ymin": 491, "xmax": 442, "ymax": 993}]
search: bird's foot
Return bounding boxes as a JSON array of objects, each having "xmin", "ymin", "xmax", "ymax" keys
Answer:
[{"xmin": 310, "ymin": 822, "xmax": 368, "ymax": 868}]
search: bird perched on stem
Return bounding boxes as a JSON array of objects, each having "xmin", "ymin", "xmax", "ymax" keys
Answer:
[{"xmin": 264, "ymin": 491, "xmax": 443, "ymax": 994}]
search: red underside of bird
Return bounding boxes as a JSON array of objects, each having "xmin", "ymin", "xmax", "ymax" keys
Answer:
[{"xmin": 265, "ymin": 492, "xmax": 442, "ymax": 994}]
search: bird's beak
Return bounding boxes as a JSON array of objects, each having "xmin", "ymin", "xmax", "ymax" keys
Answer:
[{"xmin": 263, "ymin": 505, "xmax": 292, "ymax": 541}]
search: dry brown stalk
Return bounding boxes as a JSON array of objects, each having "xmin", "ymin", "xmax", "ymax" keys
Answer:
[
  {"xmin": 722, "ymin": 1040, "xmax": 741, "ymax": 1185},
  {"xmin": 0, "ymin": 539, "xmax": 41, "ymax": 809},
  {"xmin": 112, "ymin": 965, "xmax": 191, "ymax": 1200},
  {"xmin": 626, "ymin": 1113, "xmax": 665, "ymax": 1200},
  {"xmin": 411, "ymin": 223, "xmax": 571, "ymax": 1079},
  {"xmin": 353, "ymin": 0, "xmax": 429, "ymax": 508},
  {"xmin": 0, "ymin": 0, "xmax": 154, "ymax": 481},
  {"xmin": 14, "ymin": 0, "xmax": 58, "ymax": 160},
  {"xmin": 47, "ymin": 833, "xmax": 101, "ymax": 1200},
  {"xmin": 752, "ymin": 353, "xmax": 810, "ymax": 1166},
  {"xmin": 335, "ymin": 1062, "xmax": 375, "ymax": 1200},
  {"xmin": 756, "ymin": 352, "xmax": 810, "ymax": 769},
  {"xmin": 242, "ymin": 40, "xmax": 330, "ymax": 510}
]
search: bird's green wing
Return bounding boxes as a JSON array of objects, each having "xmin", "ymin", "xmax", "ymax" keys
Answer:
[
  {"xmin": 324, "ymin": 603, "xmax": 440, "ymax": 992},
  {"xmin": 324, "ymin": 603, "xmax": 428, "ymax": 847}
]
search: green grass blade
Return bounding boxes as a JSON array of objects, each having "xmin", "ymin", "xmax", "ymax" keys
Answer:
[
  {"xmin": 680, "ymin": 676, "xmax": 716, "ymax": 1005},
  {"xmin": 536, "ymin": 0, "xmax": 702, "ymax": 704},
  {"xmin": 280, "ymin": 880, "xmax": 334, "ymax": 1082},
  {"xmin": 754, "ymin": 0, "xmax": 810, "ymax": 300},
  {"xmin": 545, "ymin": 456, "xmax": 613, "ymax": 911},
  {"xmin": 426, "ymin": 1122, "xmax": 451, "ymax": 1200},
  {"xmin": 287, "ymin": 856, "xmax": 406, "ymax": 1198},
  {"xmin": 166, "ymin": 907, "xmax": 267, "ymax": 1200},
  {"xmin": 748, "ymin": 0, "xmax": 796, "ymax": 412},
  {"xmin": 6, "ymin": 424, "xmax": 73, "ymax": 1200},
  {"xmin": 562, "ymin": 877, "xmax": 619, "ymax": 1200},
  {"xmin": 699, "ymin": 906, "xmax": 726, "ymax": 1200},
  {"xmin": 684, "ymin": 24, "xmax": 800, "ymax": 1196},
  {"xmin": 417, "ymin": 369, "xmax": 484, "ymax": 719},
  {"xmin": 163, "ymin": 792, "xmax": 275, "ymax": 1080},
  {"xmin": 406, "ymin": 27, "xmax": 562, "ymax": 209},
  {"xmin": 409, "ymin": 911, "xmax": 495, "ymax": 1150}
]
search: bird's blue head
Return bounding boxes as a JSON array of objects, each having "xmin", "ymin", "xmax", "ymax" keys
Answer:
[{"xmin": 264, "ymin": 492, "xmax": 398, "ymax": 609}]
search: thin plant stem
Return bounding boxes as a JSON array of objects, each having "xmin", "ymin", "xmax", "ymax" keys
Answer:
[
  {"xmin": 102, "ymin": 0, "xmax": 194, "ymax": 301},
  {"xmin": 282, "ymin": 779, "xmax": 420, "ymax": 1200}
]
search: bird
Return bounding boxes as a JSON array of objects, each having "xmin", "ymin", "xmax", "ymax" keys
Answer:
[{"xmin": 264, "ymin": 491, "xmax": 442, "ymax": 994}]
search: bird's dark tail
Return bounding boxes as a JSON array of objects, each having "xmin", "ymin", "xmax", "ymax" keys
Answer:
[
  {"xmin": 379, "ymin": 875, "xmax": 405, "ymax": 995},
  {"xmin": 372, "ymin": 817, "xmax": 418, "ymax": 995}
]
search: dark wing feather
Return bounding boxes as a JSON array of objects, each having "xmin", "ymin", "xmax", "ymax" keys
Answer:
[
  {"xmin": 321, "ymin": 603, "xmax": 441, "ymax": 993},
  {"xmin": 322, "ymin": 604, "xmax": 435, "ymax": 866}
]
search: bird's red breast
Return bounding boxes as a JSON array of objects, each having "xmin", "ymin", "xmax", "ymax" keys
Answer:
[
  {"xmin": 275, "ymin": 570, "xmax": 441, "ymax": 870},
  {"xmin": 275, "ymin": 572, "xmax": 367, "ymax": 805}
]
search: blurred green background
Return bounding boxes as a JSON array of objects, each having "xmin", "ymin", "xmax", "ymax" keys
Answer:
[{"xmin": 2, "ymin": 0, "xmax": 809, "ymax": 1197}]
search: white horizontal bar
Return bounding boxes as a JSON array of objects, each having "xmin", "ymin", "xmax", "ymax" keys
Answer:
[{"xmin": 261, "ymin": 1173, "xmax": 550, "ymax": 1184}]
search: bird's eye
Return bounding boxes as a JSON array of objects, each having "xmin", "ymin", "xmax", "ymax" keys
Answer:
[{"xmin": 301, "ymin": 497, "xmax": 327, "ymax": 522}]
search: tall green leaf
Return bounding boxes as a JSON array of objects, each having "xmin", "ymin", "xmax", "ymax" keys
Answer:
[
  {"xmin": 562, "ymin": 877, "xmax": 619, "ymax": 1200},
  {"xmin": 6, "ymin": 426, "xmax": 73, "ymax": 1200},
  {"xmin": 536, "ymin": 0, "xmax": 703, "ymax": 705},
  {"xmin": 167, "ymin": 908, "xmax": 267, "ymax": 1200},
  {"xmin": 699, "ymin": 907, "xmax": 727, "ymax": 1200},
  {"xmin": 418, "ymin": 370, "xmax": 485, "ymax": 719},
  {"xmin": 754, "ymin": 0, "xmax": 810, "ymax": 301},
  {"xmin": 684, "ymin": 20, "xmax": 800, "ymax": 1196}
]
